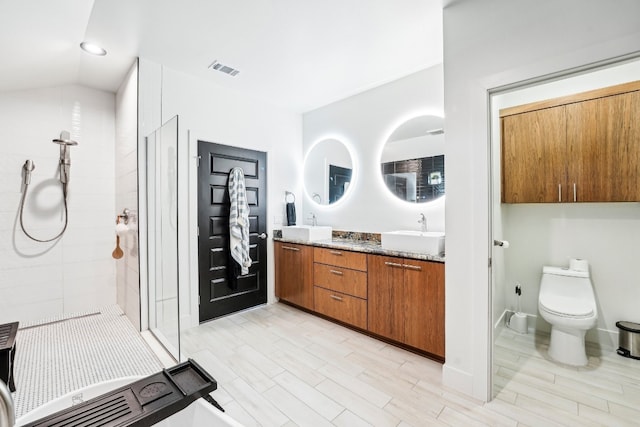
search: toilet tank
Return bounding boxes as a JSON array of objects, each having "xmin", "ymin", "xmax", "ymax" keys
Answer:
[
  {"xmin": 542, "ymin": 266, "xmax": 589, "ymax": 278},
  {"xmin": 540, "ymin": 266, "xmax": 595, "ymax": 303}
]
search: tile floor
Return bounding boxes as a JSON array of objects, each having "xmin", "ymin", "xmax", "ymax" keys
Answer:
[
  {"xmin": 12, "ymin": 305, "xmax": 163, "ymax": 417},
  {"xmin": 182, "ymin": 303, "xmax": 640, "ymax": 427},
  {"xmin": 493, "ymin": 326, "xmax": 640, "ymax": 427}
]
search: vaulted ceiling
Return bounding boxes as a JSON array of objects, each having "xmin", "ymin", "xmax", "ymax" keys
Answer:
[{"xmin": 0, "ymin": 0, "xmax": 442, "ymax": 112}]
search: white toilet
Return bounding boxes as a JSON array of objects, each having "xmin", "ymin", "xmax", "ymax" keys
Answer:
[{"xmin": 538, "ymin": 265, "xmax": 598, "ymax": 366}]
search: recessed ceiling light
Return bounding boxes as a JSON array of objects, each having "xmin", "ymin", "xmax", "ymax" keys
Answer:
[{"xmin": 80, "ymin": 42, "xmax": 107, "ymax": 56}]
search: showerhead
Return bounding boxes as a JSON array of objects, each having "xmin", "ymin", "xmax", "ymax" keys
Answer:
[{"xmin": 52, "ymin": 130, "xmax": 78, "ymax": 146}]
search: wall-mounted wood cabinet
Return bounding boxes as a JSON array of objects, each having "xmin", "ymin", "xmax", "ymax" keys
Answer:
[{"xmin": 501, "ymin": 80, "xmax": 640, "ymax": 203}]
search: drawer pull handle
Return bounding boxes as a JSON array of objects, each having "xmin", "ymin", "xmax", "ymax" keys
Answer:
[
  {"xmin": 330, "ymin": 294, "xmax": 343, "ymax": 301},
  {"xmin": 329, "ymin": 250, "xmax": 343, "ymax": 255},
  {"xmin": 329, "ymin": 269, "xmax": 343, "ymax": 276},
  {"xmin": 403, "ymin": 264, "xmax": 422, "ymax": 271},
  {"xmin": 282, "ymin": 246, "xmax": 300, "ymax": 252},
  {"xmin": 384, "ymin": 261, "xmax": 403, "ymax": 268}
]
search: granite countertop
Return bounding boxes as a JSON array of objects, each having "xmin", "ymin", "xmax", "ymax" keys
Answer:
[{"xmin": 273, "ymin": 236, "xmax": 445, "ymax": 263}]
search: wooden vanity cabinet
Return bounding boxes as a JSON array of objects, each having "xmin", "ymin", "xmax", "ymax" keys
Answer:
[
  {"xmin": 312, "ymin": 247, "xmax": 368, "ymax": 329},
  {"xmin": 367, "ymin": 254, "xmax": 445, "ymax": 358},
  {"xmin": 274, "ymin": 241, "xmax": 314, "ymax": 310},
  {"xmin": 501, "ymin": 80, "xmax": 640, "ymax": 203}
]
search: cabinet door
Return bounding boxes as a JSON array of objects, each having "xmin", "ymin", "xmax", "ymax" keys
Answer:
[
  {"xmin": 567, "ymin": 90, "xmax": 640, "ymax": 202},
  {"xmin": 274, "ymin": 242, "xmax": 313, "ymax": 309},
  {"xmin": 501, "ymin": 106, "xmax": 567, "ymax": 203},
  {"xmin": 367, "ymin": 255, "xmax": 404, "ymax": 342},
  {"xmin": 403, "ymin": 260, "xmax": 445, "ymax": 357}
]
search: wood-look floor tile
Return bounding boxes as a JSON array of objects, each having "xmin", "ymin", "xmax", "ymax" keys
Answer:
[
  {"xmin": 178, "ymin": 304, "xmax": 640, "ymax": 427},
  {"xmin": 263, "ymin": 384, "xmax": 334, "ymax": 427},
  {"xmin": 437, "ymin": 406, "xmax": 492, "ymax": 427},
  {"xmin": 224, "ymin": 377, "xmax": 289, "ymax": 427},
  {"xmin": 577, "ymin": 403, "xmax": 639, "ymax": 427},
  {"xmin": 317, "ymin": 363, "xmax": 392, "ymax": 408},
  {"xmin": 273, "ymin": 371, "xmax": 344, "ymax": 421},
  {"xmin": 315, "ymin": 378, "xmax": 400, "ymax": 427},
  {"xmin": 331, "ymin": 410, "xmax": 373, "ymax": 427}
]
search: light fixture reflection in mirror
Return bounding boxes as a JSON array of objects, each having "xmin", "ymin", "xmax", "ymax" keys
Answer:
[
  {"xmin": 381, "ymin": 115, "xmax": 445, "ymax": 203},
  {"xmin": 304, "ymin": 138, "xmax": 353, "ymax": 205}
]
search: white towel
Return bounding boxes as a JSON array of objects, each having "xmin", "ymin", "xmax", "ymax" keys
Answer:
[{"xmin": 229, "ymin": 167, "xmax": 252, "ymax": 275}]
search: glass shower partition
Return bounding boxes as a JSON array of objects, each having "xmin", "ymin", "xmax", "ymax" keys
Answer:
[{"xmin": 146, "ymin": 116, "xmax": 180, "ymax": 361}]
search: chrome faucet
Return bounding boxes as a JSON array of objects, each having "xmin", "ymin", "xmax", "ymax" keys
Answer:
[
  {"xmin": 418, "ymin": 213, "xmax": 427, "ymax": 232},
  {"xmin": 0, "ymin": 380, "xmax": 15, "ymax": 427},
  {"xmin": 309, "ymin": 212, "xmax": 317, "ymax": 226}
]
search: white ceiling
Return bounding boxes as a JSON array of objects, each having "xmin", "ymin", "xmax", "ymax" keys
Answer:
[{"xmin": 0, "ymin": 0, "xmax": 443, "ymax": 112}]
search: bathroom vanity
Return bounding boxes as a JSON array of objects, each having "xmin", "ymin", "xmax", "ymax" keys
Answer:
[{"xmin": 274, "ymin": 236, "xmax": 445, "ymax": 361}]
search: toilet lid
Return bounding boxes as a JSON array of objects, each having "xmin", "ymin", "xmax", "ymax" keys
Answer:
[{"xmin": 539, "ymin": 294, "xmax": 594, "ymax": 318}]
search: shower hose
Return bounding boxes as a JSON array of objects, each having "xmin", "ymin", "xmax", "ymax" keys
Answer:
[{"xmin": 19, "ymin": 182, "xmax": 69, "ymax": 242}]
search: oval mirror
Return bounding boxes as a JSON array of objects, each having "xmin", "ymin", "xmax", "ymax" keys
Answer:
[
  {"xmin": 304, "ymin": 138, "xmax": 353, "ymax": 205},
  {"xmin": 381, "ymin": 115, "xmax": 445, "ymax": 203}
]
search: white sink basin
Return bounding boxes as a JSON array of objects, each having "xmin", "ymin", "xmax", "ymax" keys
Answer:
[
  {"xmin": 282, "ymin": 225, "xmax": 332, "ymax": 242},
  {"xmin": 381, "ymin": 230, "xmax": 445, "ymax": 255}
]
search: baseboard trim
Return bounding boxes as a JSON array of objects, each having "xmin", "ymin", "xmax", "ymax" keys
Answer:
[{"xmin": 442, "ymin": 364, "xmax": 474, "ymax": 397}]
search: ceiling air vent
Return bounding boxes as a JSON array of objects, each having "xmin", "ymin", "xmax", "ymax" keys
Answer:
[{"xmin": 208, "ymin": 60, "xmax": 240, "ymax": 76}]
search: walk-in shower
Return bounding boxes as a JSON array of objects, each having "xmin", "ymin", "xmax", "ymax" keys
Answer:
[{"xmin": 19, "ymin": 130, "xmax": 78, "ymax": 242}]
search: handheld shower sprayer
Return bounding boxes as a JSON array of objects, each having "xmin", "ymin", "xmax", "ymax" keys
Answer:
[
  {"xmin": 23, "ymin": 159, "xmax": 35, "ymax": 185},
  {"xmin": 53, "ymin": 130, "xmax": 78, "ymax": 188},
  {"xmin": 19, "ymin": 130, "xmax": 79, "ymax": 242}
]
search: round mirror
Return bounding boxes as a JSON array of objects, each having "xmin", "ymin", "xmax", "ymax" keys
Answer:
[
  {"xmin": 304, "ymin": 138, "xmax": 353, "ymax": 205},
  {"xmin": 380, "ymin": 115, "xmax": 445, "ymax": 203}
]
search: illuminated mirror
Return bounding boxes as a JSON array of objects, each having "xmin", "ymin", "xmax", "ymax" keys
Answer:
[
  {"xmin": 381, "ymin": 115, "xmax": 445, "ymax": 203},
  {"xmin": 304, "ymin": 138, "xmax": 353, "ymax": 205}
]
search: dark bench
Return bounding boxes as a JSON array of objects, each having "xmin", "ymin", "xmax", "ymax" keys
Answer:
[{"xmin": 0, "ymin": 322, "xmax": 18, "ymax": 392}]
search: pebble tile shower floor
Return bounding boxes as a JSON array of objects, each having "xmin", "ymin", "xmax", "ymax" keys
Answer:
[{"xmin": 12, "ymin": 305, "xmax": 163, "ymax": 418}]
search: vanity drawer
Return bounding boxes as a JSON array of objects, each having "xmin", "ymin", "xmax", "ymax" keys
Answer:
[
  {"xmin": 314, "ymin": 247, "xmax": 367, "ymax": 271},
  {"xmin": 314, "ymin": 263, "xmax": 367, "ymax": 299},
  {"xmin": 314, "ymin": 287, "xmax": 367, "ymax": 329}
]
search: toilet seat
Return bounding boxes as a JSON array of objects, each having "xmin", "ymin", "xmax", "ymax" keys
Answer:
[{"xmin": 539, "ymin": 294, "xmax": 594, "ymax": 318}]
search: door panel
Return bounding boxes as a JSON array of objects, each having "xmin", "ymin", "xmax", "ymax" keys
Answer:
[
  {"xmin": 198, "ymin": 141, "xmax": 267, "ymax": 322},
  {"xmin": 501, "ymin": 106, "xmax": 567, "ymax": 203}
]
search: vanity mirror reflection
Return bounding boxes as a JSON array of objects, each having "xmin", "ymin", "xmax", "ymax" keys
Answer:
[
  {"xmin": 381, "ymin": 115, "xmax": 445, "ymax": 203},
  {"xmin": 304, "ymin": 138, "xmax": 353, "ymax": 205}
]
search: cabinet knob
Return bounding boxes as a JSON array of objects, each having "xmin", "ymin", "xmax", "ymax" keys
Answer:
[
  {"xmin": 330, "ymin": 294, "xmax": 343, "ymax": 302},
  {"xmin": 282, "ymin": 246, "xmax": 300, "ymax": 251},
  {"xmin": 403, "ymin": 264, "xmax": 422, "ymax": 271},
  {"xmin": 329, "ymin": 269, "xmax": 343, "ymax": 276},
  {"xmin": 384, "ymin": 261, "xmax": 403, "ymax": 268},
  {"xmin": 329, "ymin": 250, "xmax": 343, "ymax": 256}
]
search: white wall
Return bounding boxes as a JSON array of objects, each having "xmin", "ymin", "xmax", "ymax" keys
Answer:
[
  {"xmin": 0, "ymin": 85, "xmax": 116, "ymax": 323},
  {"xmin": 115, "ymin": 61, "xmax": 140, "ymax": 330},
  {"xmin": 138, "ymin": 59, "xmax": 303, "ymax": 328},
  {"xmin": 302, "ymin": 66, "xmax": 445, "ymax": 232},
  {"xmin": 443, "ymin": 0, "xmax": 640, "ymax": 400}
]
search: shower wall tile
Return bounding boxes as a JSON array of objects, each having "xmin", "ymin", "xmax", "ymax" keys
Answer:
[
  {"xmin": 0, "ymin": 84, "xmax": 117, "ymax": 325},
  {"xmin": 115, "ymin": 61, "xmax": 141, "ymax": 330}
]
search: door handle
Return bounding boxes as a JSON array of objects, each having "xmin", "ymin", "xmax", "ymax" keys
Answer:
[
  {"xmin": 493, "ymin": 240, "xmax": 510, "ymax": 248},
  {"xmin": 258, "ymin": 232, "xmax": 268, "ymax": 240}
]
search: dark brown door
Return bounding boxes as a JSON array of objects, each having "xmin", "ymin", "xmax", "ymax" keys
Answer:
[{"xmin": 198, "ymin": 141, "xmax": 267, "ymax": 322}]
